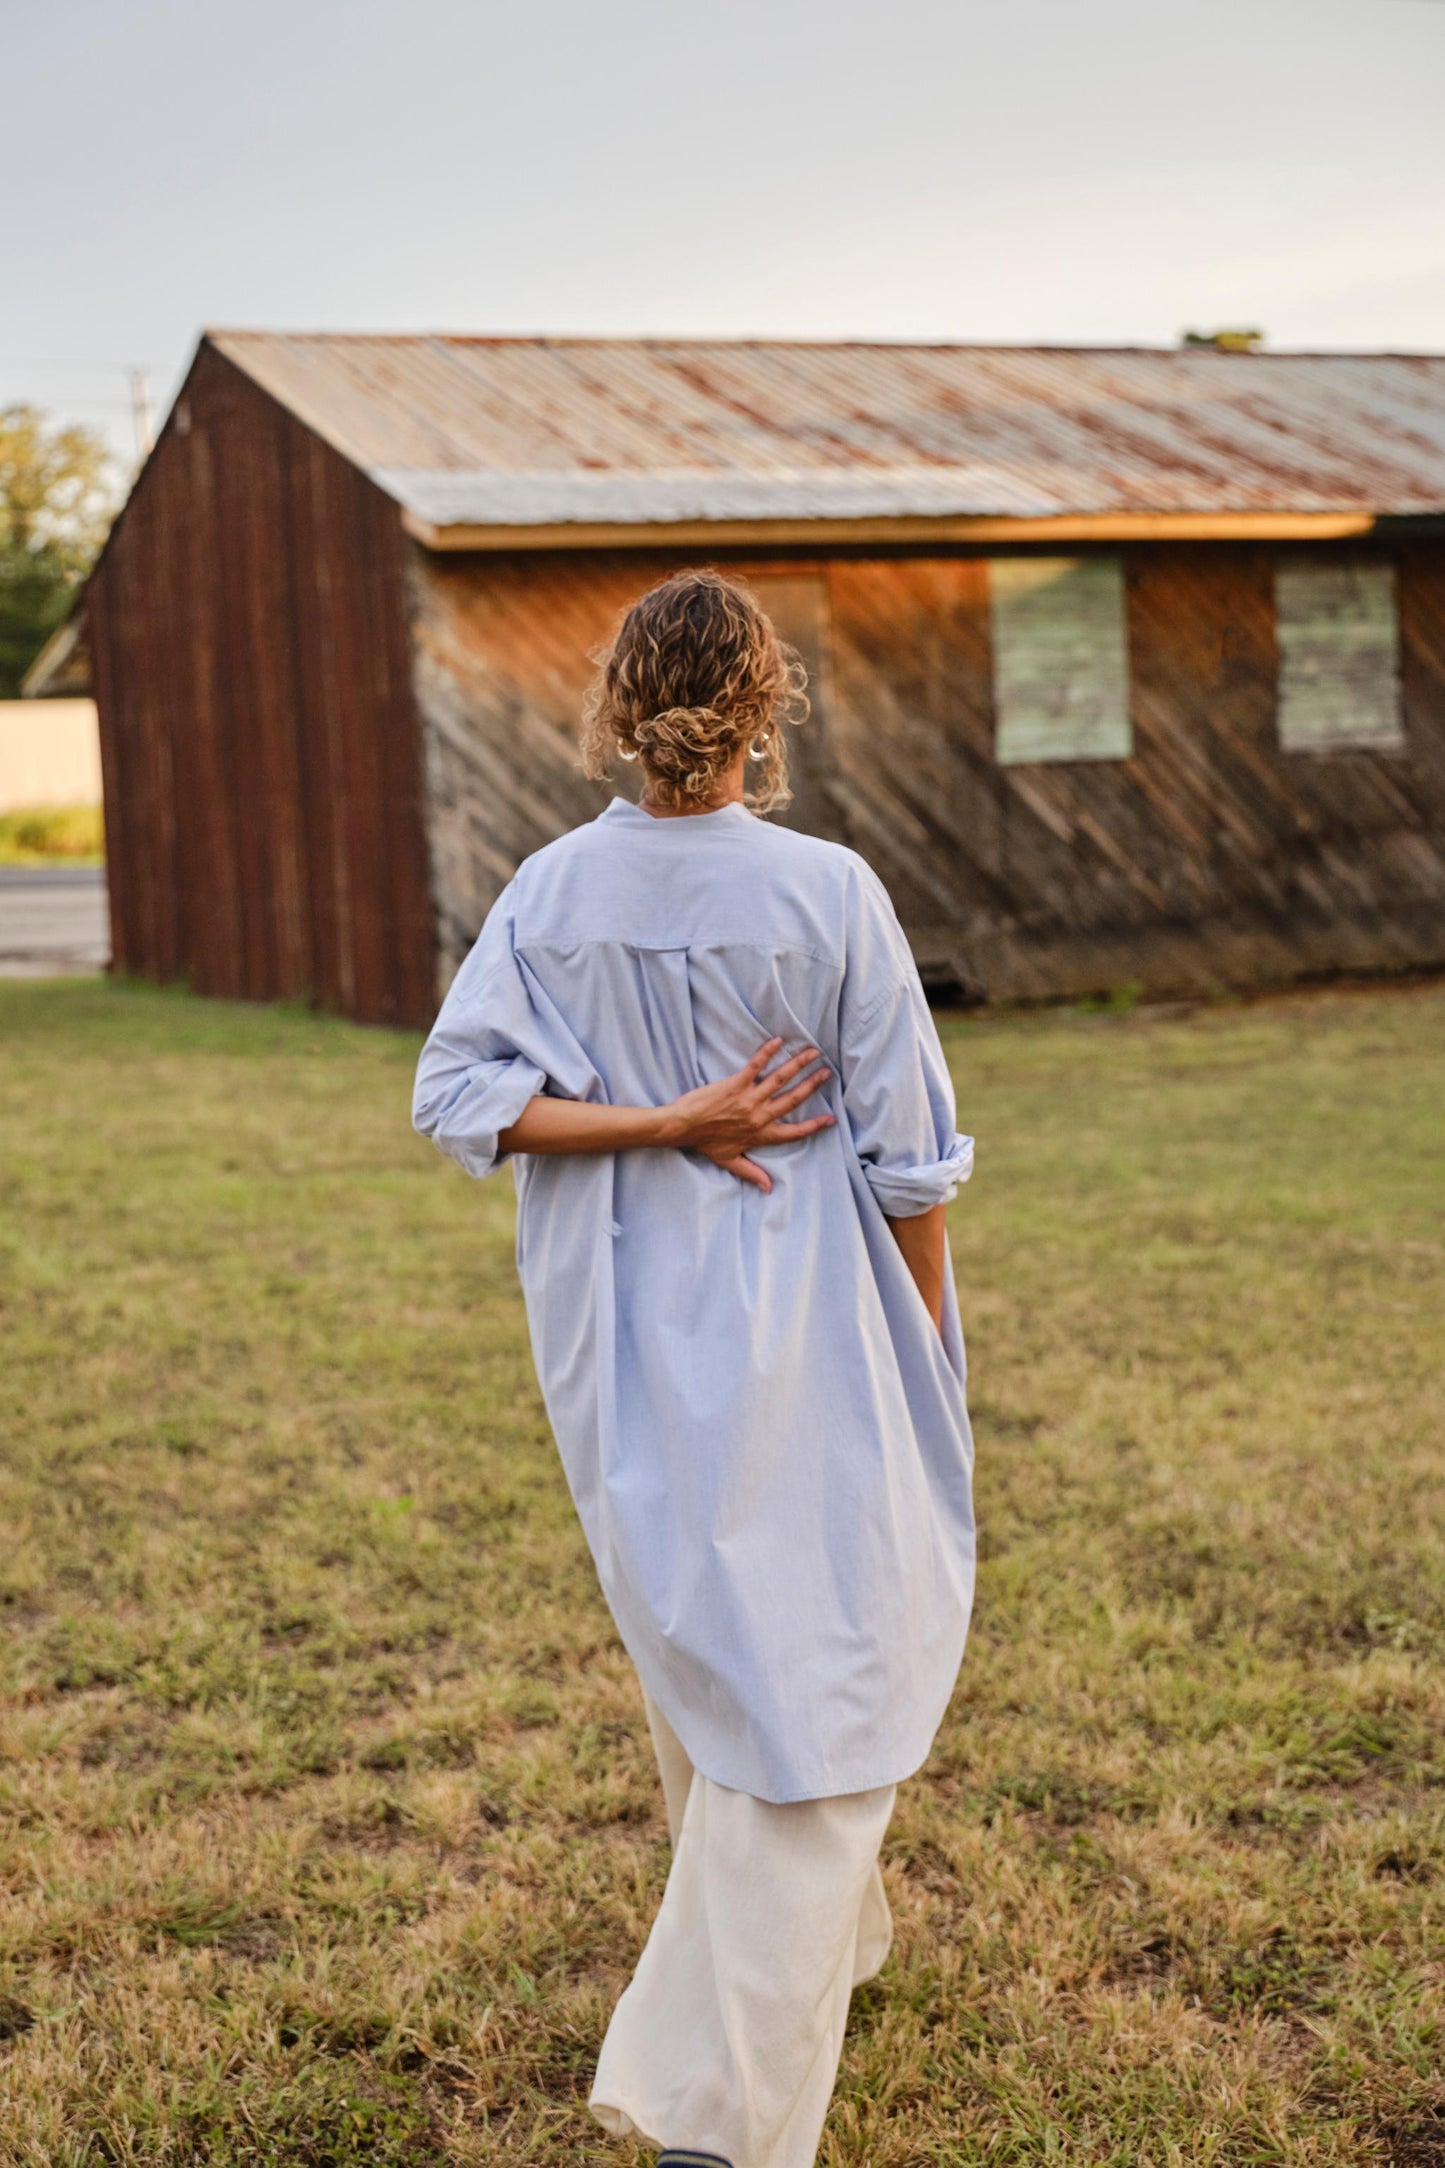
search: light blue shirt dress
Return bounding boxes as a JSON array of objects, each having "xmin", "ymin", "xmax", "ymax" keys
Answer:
[{"xmin": 413, "ymin": 797, "xmax": 976, "ymax": 1803}]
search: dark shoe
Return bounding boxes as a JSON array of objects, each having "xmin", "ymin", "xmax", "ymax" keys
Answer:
[{"xmin": 657, "ymin": 2155, "xmax": 733, "ymax": 2167}]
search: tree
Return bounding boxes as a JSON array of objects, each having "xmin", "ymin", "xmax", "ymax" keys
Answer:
[{"xmin": 0, "ymin": 406, "xmax": 118, "ymax": 697}]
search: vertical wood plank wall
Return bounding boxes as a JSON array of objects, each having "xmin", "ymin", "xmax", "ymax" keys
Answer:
[
  {"xmin": 87, "ymin": 345, "xmax": 435, "ymax": 1027},
  {"xmin": 412, "ymin": 543, "xmax": 1445, "ymax": 1002}
]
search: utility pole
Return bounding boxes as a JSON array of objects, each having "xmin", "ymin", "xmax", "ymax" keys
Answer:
[{"xmin": 129, "ymin": 368, "xmax": 154, "ymax": 460}]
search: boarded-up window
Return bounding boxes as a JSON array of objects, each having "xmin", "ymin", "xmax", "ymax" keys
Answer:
[
  {"xmin": 990, "ymin": 556, "xmax": 1132, "ymax": 765},
  {"xmin": 1275, "ymin": 560, "xmax": 1403, "ymax": 753}
]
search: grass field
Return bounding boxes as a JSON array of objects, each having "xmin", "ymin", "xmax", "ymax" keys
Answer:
[{"xmin": 1, "ymin": 976, "xmax": 1442, "ymax": 2168}]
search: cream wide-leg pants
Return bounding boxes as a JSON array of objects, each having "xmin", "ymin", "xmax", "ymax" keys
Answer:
[{"xmin": 590, "ymin": 1690, "xmax": 897, "ymax": 2168}]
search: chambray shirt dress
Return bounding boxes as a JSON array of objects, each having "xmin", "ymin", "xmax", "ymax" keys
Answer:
[{"xmin": 413, "ymin": 797, "xmax": 975, "ymax": 1804}]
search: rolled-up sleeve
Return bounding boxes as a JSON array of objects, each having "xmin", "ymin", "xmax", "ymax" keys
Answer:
[
  {"xmin": 413, "ymin": 881, "xmax": 578, "ymax": 1181},
  {"xmin": 838, "ymin": 863, "xmax": 975, "ymax": 1219}
]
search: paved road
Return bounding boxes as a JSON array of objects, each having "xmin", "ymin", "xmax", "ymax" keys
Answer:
[{"xmin": 0, "ymin": 866, "xmax": 109, "ymax": 976}]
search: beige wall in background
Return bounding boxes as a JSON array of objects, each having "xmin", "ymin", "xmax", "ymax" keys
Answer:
[{"xmin": 0, "ymin": 701, "xmax": 103, "ymax": 813}]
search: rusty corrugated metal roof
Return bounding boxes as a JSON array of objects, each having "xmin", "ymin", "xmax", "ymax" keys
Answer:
[{"xmin": 207, "ymin": 332, "xmax": 1445, "ymax": 531}]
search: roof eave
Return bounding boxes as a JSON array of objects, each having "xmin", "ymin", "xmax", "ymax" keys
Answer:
[
  {"xmin": 20, "ymin": 608, "xmax": 91, "ymax": 698},
  {"xmin": 401, "ymin": 508, "xmax": 1382, "ymax": 553}
]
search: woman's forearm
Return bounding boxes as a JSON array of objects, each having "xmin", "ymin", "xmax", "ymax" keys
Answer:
[
  {"xmin": 884, "ymin": 1202, "xmax": 948, "ymax": 1332},
  {"xmin": 494, "ymin": 1043, "xmax": 830, "ymax": 1181},
  {"xmin": 497, "ymin": 1095, "xmax": 679, "ymax": 1158}
]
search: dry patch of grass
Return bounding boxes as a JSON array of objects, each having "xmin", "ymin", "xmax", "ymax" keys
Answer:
[
  {"xmin": 0, "ymin": 976, "xmax": 1441, "ymax": 2166},
  {"xmin": 0, "ymin": 805, "xmax": 104, "ymax": 866}
]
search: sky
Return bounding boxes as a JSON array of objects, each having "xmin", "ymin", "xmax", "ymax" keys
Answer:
[{"xmin": 4, "ymin": 0, "xmax": 1444, "ymax": 466}]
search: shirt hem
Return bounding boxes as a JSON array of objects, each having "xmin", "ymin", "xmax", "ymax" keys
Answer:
[{"xmin": 637, "ymin": 1673, "xmax": 945, "ymax": 1804}]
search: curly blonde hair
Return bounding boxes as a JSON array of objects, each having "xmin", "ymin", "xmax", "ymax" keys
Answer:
[{"xmin": 581, "ymin": 569, "xmax": 809, "ymax": 815}]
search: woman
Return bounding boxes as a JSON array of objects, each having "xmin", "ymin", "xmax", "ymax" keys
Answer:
[{"xmin": 413, "ymin": 569, "xmax": 975, "ymax": 2168}]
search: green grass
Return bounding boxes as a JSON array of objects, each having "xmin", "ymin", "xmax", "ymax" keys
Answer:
[
  {"xmin": 0, "ymin": 804, "xmax": 104, "ymax": 866},
  {"xmin": 1, "ymin": 975, "xmax": 1442, "ymax": 2167}
]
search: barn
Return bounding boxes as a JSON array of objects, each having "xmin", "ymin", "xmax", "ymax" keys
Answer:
[{"xmin": 46, "ymin": 332, "xmax": 1445, "ymax": 1025}]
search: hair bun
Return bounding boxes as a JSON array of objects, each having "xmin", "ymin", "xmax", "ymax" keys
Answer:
[
  {"xmin": 632, "ymin": 705, "xmax": 732, "ymax": 798},
  {"xmin": 634, "ymin": 704, "xmax": 724, "ymax": 744}
]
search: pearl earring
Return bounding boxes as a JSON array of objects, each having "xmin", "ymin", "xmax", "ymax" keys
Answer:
[
  {"xmin": 747, "ymin": 737, "xmax": 769, "ymax": 762},
  {"xmin": 618, "ymin": 745, "xmax": 639, "ymax": 762}
]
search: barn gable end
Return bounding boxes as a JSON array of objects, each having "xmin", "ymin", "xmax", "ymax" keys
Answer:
[{"xmin": 87, "ymin": 339, "xmax": 435, "ymax": 1026}]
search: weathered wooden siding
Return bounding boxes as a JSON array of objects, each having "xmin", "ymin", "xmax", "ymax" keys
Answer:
[
  {"xmin": 826, "ymin": 545, "xmax": 1445, "ymax": 995},
  {"xmin": 409, "ymin": 550, "xmax": 628, "ymax": 990},
  {"xmin": 87, "ymin": 343, "xmax": 434, "ymax": 1026},
  {"xmin": 411, "ymin": 542, "xmax": 1445, "ymax": 1003}
]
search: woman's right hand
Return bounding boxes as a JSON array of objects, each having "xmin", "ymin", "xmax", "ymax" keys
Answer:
[{"xmin": 660, "ymin": 1037, "xmax": 835, "ymax": 1192}]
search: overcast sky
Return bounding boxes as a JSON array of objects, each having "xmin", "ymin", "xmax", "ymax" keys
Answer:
[{"xmin": 5, "ymin": 0, "xmax": 1444, "ymax": 463}]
